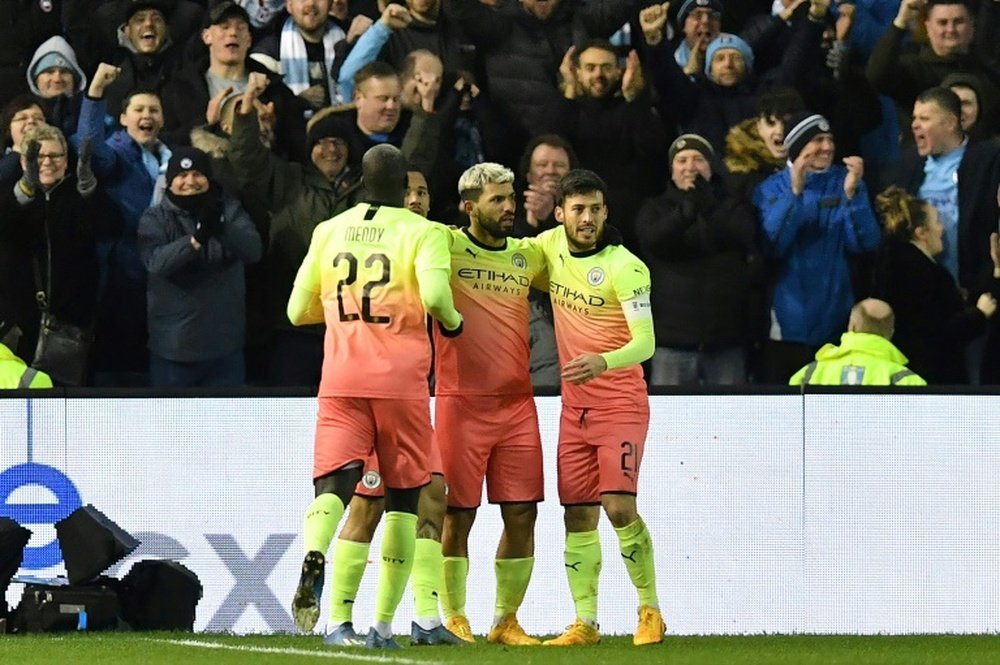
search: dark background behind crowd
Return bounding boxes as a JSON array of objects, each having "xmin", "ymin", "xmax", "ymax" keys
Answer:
[{"xmin": 2, "ymin": 0, "xmax": 1000, "ymax": 389}]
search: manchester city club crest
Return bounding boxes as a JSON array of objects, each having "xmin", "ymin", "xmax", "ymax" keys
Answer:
[
  {"xmin": 361, "ymin": 470, "xmax": 382, "ymax": 490},
  {"xmin": 512, "ymin": 253, "xmax": 527, "ymax": 269},
  {"xmin": 180, "ymin": 157, "xmax": 193, "ymax": 169},
  {"xmin": 587, "ymin": 267, "xmax": 605, "ymax": 286}
]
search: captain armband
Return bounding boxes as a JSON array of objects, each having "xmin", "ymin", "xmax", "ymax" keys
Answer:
[{"xmin": 622, "ymin": 292, "xmax": 652, "ymax": 324}]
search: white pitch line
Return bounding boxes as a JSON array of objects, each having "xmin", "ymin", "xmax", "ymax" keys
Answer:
[{"xmin": 149, "ymin": 638, "xmax": 429, "ymax": 664}]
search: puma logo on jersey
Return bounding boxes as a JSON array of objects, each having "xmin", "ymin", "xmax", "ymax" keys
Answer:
[{"xmin": 465, "ymin": 247, "xmax": 478, "ymax": 259}]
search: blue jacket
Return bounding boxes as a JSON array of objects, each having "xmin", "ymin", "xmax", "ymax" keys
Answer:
[
  {"xmin": 753, "ymin": 164, "xmax": 880, "ymax": 346},
  {"xmin": 75, "ymin": 95, "xmax": 171, "ymax": 285}
]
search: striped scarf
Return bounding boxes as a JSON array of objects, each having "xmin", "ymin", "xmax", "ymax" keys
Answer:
[{"xmin": 279, "ymin": 16, "xmax": 345, "ymax": 105}]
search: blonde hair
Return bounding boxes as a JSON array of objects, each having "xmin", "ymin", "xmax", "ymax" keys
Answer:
[
  {"xmin": 875, "ymin": 185, "xmax": 929, "ymax": 240},
  {"xmin": 19, "ymin": 123, "xmax": 66, "ymax": 155},
  {"xmin": 457, "ymin": 162, "xmax": 514, "ymax": 200}
]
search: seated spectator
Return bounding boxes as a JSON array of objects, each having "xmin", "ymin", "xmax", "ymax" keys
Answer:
[
  {"xmin": 0, "ymin": 125, "xmax": 98, "ymax": 369},
  {"xmin": 872, "ymin": 186, "xmax": 999, "ymax": 384},
  {"xmin": 228, "ymin": 74, "xmax": 362, "ymax": 386},
  {"xmin": 789, "ymin": 299, "xmax": 927, "ymax": 386},
  {"xmin": 26, "ymin": 36, "xmax": 87, "ymax": 139},
  {"xmin": 0, "ymin": 96, "xmax": 48, "ymax": 185},
  {"xmin": 251, "ymin": 0, "xmax": 347, "ymax": 109},
  {"xmin": 752, "ymin": 111, "xmax": 881, "ymax": 383},
  {"xmin": 138, "ymin": 146, "xmax": 263, "ymax": 387},
  {"xmin": 0, "ymin": 318, "xmax": 53, "ymax": 389},
  {"xmin": 636, "ymin": 134, "xmax": 759, "ymax": 386}
]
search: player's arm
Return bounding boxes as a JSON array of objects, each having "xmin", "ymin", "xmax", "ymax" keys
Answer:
[
  {"xmin": 601, "ymin": 300, "xmax": 654, "ymax": 369},
  {"xmin": 418, "ymin": 267, "xmax": 463, "ymax": 334},
  {"xmin": 417, "ymin": 225, "xmax": 462, "ymax": 334},
  {"xmin": 287, "ymin": 284, "xmax": 325, "ymax": 325},
  {"xmin": 561, "ymin": 297, "xmax": 654, "ymax": 384}
]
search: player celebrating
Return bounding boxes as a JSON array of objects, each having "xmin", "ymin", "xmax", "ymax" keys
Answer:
[
  {"xmin": 288, "ymin": 145, "xmax": 463, "ymax": 649},
  {"xmin": 436, "ymin": 163, "xmax": 548, "ymax": 645},
  {"xmin": 535, "ymin": 169, "xmax": 664, "ymax": 646},
  {"xmin": 318, "ymin": 166, "xmax": 463, "ymax": 648}
]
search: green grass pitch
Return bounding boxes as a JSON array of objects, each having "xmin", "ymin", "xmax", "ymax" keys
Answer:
[{"xmin": 2, "ymin": 633, "xmax": 1000, "ymax": 664}]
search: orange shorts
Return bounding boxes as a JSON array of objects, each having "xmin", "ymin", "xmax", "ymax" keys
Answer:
[
  {"xmin": 557, "ymin": 404, "xmax": 649, "ymax": 505},
  {"xmin": 313, "ymin": 396, "xmax": 432, "ymax": 490},
  {"xmin": 354, "ymin": 438, "xmax": 445, "ymax": 498},
  {"xmin": 435, "ymin": 393, "xmax": 543, "ymax": 509}
]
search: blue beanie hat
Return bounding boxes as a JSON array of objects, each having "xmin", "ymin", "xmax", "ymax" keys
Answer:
[{"xmin": 704, "ymin": 33, "xmax": 754, "ymax": 77}]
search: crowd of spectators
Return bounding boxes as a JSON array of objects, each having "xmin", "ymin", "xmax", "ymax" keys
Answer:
[{"xmin": 2, "ymin": 0, "xmax": 1000, "ymax": 388}]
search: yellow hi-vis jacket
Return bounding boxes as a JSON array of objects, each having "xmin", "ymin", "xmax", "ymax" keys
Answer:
[
  {"xmin": 0, "ymin": 343, "xmax": 53, "ymax": 389},
  {"xmin": 789, "ymin": 332, "xmax": 927, "ymax": 386}
]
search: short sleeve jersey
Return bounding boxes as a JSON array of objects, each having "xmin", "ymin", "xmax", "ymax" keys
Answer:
[
  {"xmin": 294, "ymin": 202, "xmax": 452, "ymax": 399},
  {"xmin": 433, "ymin": 228, "xmax": 547, "ymax": 396},
  {"xmin": 535, "ymin": 227, "xmax": 651, "ymax": 410}
]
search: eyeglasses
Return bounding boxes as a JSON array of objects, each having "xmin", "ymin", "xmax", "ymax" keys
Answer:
[{"xmin": 38, "ymin": 153, "xmax": 66, "ymax": 163}]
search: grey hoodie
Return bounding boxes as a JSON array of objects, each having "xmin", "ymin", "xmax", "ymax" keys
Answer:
[{"xmin": 26, "ymin": 35, "xmax": 87, "ymax": 97}]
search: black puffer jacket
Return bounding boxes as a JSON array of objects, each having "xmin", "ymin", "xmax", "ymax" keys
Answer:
[
  {"xmin": 445, "ymin": 0, "xmax": 630, "ymax": 160},
  {"xmin": 0, "ymin": 175, "xmax": 98, "ymax": 359},
  {"xmin": 634, "ymin": 177, "xmax": 760, "ymax": 350}
]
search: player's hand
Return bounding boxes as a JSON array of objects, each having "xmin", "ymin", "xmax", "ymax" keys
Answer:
[
  {"xmin": 842, "ymin": 156, "xmax": 863, "ymax": 200},
  {"xmin": 639, "ymin": 2, "xmax": 669, "ymax": 46},
  {"xmin": 561, "ymin": 353, "xmax": 608, "ymax": 384}
]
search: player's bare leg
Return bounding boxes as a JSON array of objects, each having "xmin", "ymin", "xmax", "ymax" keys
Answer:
[
  {"xmin": 489, "ymin": 502, "xmax": 541, "ymax": 645},
  {"xmin": 441, "ymin": 507, "xmax": 477, "ymax": 642},
  {"xmin": 602, "ymin": 493, "xmax": 663, "ymax": 646}
]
